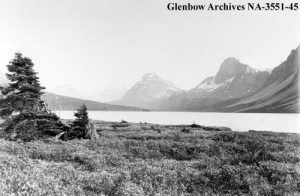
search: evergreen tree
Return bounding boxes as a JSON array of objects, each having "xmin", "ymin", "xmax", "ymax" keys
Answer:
[
  {"xmin": 69, "ymin": 104, "xmax": 89, "ymax": 139},
  {"xmin": 0, "ymin": 53, "xmax": 45, "ymax": 117},
  {"xmin": 0, "ymin": 53, "xmax": 68, "ymax": 141}
]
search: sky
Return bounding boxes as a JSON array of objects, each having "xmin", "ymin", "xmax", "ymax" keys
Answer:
[{"xmin": 0, "ymin": 0, "xmax": 299, "ymax": 95}]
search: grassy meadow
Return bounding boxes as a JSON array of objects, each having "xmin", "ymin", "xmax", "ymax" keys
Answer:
[{"xmin": 0, "ymin": 120, "xmax": 299, "ymax": 195}]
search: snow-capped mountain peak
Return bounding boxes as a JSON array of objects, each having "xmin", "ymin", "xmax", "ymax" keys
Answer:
[
  {"xmin": 131, "ymin": 73, "xmax": 181, "ymax": 92},
  {"xmin": 115, "ymin": 73, "xmax": 183, "ymax": 109},
  {"xmin": 215, "ymin": 58, "xmax": 253, "ymax": 84},
  {"xmin": 141, "ymin": 73, "xmax": 161, "ymax": 80},
  {"xmin": 190, "ymin": 58, "xmax": 270, "ymax": 100}
]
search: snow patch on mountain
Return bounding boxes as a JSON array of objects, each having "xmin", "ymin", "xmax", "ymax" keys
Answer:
[
  {"xmin": 192, "ymin": 76, "xmax": 235, "ymax": 92},
  {"xmin": 245, "ymin": 66, "xmax": 258, "ymax": 74}
]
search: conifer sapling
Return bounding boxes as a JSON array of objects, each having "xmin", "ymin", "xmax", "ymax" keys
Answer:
[{"xmin": 69, "ymin": 104, "xmax": 89, "ymax": 139}]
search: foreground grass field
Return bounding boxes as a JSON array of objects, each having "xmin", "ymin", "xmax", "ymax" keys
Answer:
[{"xmin": 0, "ymin": 121, "xmax": 299, "ymax": 195}]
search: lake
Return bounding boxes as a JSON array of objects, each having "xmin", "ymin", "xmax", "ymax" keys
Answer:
[{"xmin": 54, "ymin": 111, "xmax": 300, "ymax": 133}]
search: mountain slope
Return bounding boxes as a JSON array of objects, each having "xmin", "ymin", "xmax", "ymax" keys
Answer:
[
  {"xmin": 115, "ymin": 73, "xmax": 183, "ymax": 109},
  {"xmin": 86, "ymin": 85, "xmax": 127, "ymax": 102},
  {"xmin": 157, "ymin": 58, "xmax": 270, "ymax": 111},
  {"xmin": 50, "ymin": 84, "xmax": 83, "ymax": 99},
  {"xmin": 190, "ymin": 58, "xmax": 270, "ymax": 100},
  {"xmin": 41, "ymin": 92, "xmax": 147, "ymax": 111},
  {"xmin": 225, "ymin": 46, "xmax": 299, "ymax": 113}
]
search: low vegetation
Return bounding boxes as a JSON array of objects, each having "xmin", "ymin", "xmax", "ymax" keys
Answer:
[{"xmin": 0, "ymin": 121, "xmax": 299, "ymax": 195}]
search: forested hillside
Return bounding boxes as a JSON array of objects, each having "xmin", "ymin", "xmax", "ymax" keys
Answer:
[{"xmin": 42, "ymin": 92, "xmax": 147, "ymax": 111}]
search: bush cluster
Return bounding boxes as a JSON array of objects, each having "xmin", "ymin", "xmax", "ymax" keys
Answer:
[{"xmin": 0, "ymin": 126, "xmax": 299, "ymax": 195}]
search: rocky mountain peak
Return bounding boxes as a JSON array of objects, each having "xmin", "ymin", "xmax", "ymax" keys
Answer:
[
  {"xmin": 190, "ymin": 57, "xmax": 270, "ymax": 101},
  {"xmin": 214, "ymin": 58, "xmax": 256, "ymax": 84},
  {"xmin": 141, "ymin": 73, "xmax": 161, "ymax": 81},
  {"xmin": 115, "ymin": 73, "xmax": 182, "ymax": 109},
  {"xmin": 134, "ymin": 73, "xmax": 180, "ymax": 91},
  {"xmin": 262, "ymin": 45, "xmax": 299, "ymax": 86},
  {"xmin": 287, "ymin": 45, "xmax": 299, "ymax": 67}
]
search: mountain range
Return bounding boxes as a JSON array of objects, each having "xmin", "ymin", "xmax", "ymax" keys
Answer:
[
  {"xmin": 115, "ymin": 46, "xmax": 299, "ymax": 113},
  {"xmin": 0, "ymin": 75, "xmax": 146, "ymax": 111},
  {"xmin": 0, "ymin": 46, "xmax": 299, "ymax": 113},
  {"xmin": 223, "ymin": 46, "xmax": 299, "ymax": 112}
]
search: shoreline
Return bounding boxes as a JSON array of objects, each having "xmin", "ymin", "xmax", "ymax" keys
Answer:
[
  {"xmin": 56, "ymin": 111, "xmax": 300, "ymax": 133},
  {"xmin": 69, "ymin": 119, "xmax": 300, "ymax": 135}
]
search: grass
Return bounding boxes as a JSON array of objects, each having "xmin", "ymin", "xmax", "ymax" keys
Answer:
[{"xmin": 0, "ymin": 121, "xmax": 299, "ymax": 195}]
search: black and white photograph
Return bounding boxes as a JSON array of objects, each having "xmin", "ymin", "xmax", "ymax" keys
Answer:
[{"xmin": 0, "ymin": 0, "xmax": 299, "ymax": 195}]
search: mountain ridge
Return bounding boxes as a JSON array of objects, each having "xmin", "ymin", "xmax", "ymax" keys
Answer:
[
  {"xmin": 225, "ymin": 46, "xmax": 299, "ymax": 112},
  {"xmin": 153, "ymin": 58, "xmax": 271, "ymax": 111},
  {"xmin": 127, "ymin": 46, "xmax": 299, "ymax": 113},
  {"xmin": 41, "ymin": 92, "xmax": 147, "ymax": 111},
  {"xmin": 0, "ymin": 46, "xmax": 298, "ymax": 113},
  {"xmin": 175, "ymin": 45, "xmax": 299, "ymax": 113}
]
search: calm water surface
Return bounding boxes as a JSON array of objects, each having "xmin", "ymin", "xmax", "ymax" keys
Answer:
[{"xmin": 55, "ymin": 111, "xmax": 300, "ymax": 133}]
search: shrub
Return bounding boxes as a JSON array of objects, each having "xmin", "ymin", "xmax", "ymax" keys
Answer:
[
  {"xmin": 181, "ymin": 128, "xmax": 191, "ymax": 133},
  {"xmin": 1, "ymin": 111, "xmax": 68, "ymax": 142},
  {"xmin": 121, "ymin": 119, "xmax": 128, "ymax": 123},
  {"xmin": 191, "ymin": 122, "xmax": 201, "ymax": 128}
]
